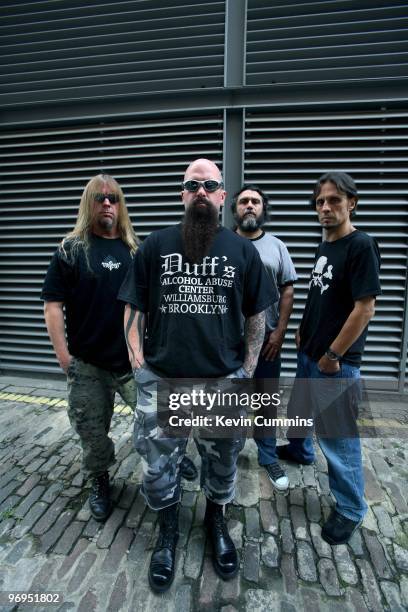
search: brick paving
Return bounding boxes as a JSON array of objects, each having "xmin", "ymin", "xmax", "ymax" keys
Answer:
[{"xmin": 0, "ymin": 375, "xmax": 407, "ymax": 612}]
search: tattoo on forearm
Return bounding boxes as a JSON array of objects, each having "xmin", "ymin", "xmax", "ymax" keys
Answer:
[
  {"xmin": 136, "ymin": 312, "xmax": 145, "ymax": 353},
  {"xmin": 244, "ymin": 311, "xmax": 265, "ymax": 374},
  {"xmin": 125, "ymin": 306, "xmax": 137, "ymax": 366},
  {"xmin": 125, "ymin": 307, "xmax": 146, "ymax": 370}
]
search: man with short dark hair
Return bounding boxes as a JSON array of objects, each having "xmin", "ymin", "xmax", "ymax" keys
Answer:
[
  {"xmin": 278, "ymin": 171, "xmax": 381, "ymax": 545},
  {"xmin": 232, "ymin": 184, "xmax": 297, "ymax": 492},
  {"xmin": 119, "ymin": 159, "xmax": 276, "ymax": 592}
]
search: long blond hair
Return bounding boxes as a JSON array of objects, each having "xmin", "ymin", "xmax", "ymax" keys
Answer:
[{"xmin": 60, "ymin": 174, "xmax": 138, "ymax": 261}]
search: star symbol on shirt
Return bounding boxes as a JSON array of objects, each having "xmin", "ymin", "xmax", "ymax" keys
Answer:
[{"xmin": 159, "ymin": 305, "xmax": 167, "ymax": 313}]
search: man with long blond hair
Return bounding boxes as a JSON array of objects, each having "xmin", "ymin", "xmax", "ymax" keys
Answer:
[{"xmin": 41, "ymin": 174, "xmax": 139, "ymax": 521}]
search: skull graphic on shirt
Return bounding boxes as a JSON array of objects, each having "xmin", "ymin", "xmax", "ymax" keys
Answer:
[{"xmin": 310, "ymin": 256, "xmax": 333, "ymax": 294}]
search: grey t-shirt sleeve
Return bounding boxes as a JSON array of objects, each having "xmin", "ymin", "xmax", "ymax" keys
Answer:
[
  {"xmin": 242, "ymin": 241, "xmax": 279, "ymax": 317},
  {"xmin": 276, "ymin": 240, "xmax": 297, "ymax": 287}
]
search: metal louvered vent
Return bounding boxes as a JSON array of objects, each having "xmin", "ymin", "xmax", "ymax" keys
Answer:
[
  {"xmin": 246, "ymin": 0, "xmax": 408, "ymax": 87},
  {"xmin": 244, "ymin": 108, "xmax": 408, "ymax": 389},
  {"xmin": 0, "ymin": 113, "xmax": 224, "ymax": 374},
  {"xmin": 0, "ymin": 0, "xmax": 225, "ymax": 108}
]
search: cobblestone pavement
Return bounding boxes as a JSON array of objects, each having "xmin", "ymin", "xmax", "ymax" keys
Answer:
[{"xmin": 0, "ymin": 375, "xmax": 407, "ymax": 612}]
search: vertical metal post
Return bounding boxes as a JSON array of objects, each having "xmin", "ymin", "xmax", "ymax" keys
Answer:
[
  {"xmin": 224, "ymin": 0, "xmax": 247, "ymax": 88},
  {"xmin": 223, "ymin": 0, "xmax": 246, "ymax": 227},
  {"xmin": 222, "ymin": 108, "xmax": 244, "ymax": 228}
]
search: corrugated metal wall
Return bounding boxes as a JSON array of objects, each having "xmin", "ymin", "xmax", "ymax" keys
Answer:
[
  {"xmin": 246, "ymin": 0, "xmax": 408, "ymax": 85},
  {"xmin": 1, "ymin": 0, "xmax": 407, "ymax": 390},
  {"xmin": 0, "ymin": 115, "xmax": 224, "ymax": 374},
  {"xmin": 1, "ymin": 0, "xmax": 225, "ymax": 107},
  {"xmin": 244, "ymin": 108, "xmax": 408, "ymax": 385}
]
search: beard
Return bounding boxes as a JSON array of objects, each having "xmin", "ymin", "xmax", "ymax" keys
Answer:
[
  {"xmin": 182, "ymin": 196, "xmax": 219, "ymax": 263},
  {"xmin": 98, "ymin": 216, "xmax": 114, "ymax": 231},
  {"xmin": 92, "ymin": 213, "xmax": 118, "ymax": 235},
  {"xmin": 236, "ymin": 211, "xmax": 265, "ymax": 233}
]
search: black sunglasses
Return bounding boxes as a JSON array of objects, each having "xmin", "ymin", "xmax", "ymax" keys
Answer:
[
  {"xmin": 182, "ymin": 180, "xmax": 224, "ymax": 193},
  {"xmin": 93, "ymin": 193, "xmax": 120, "ymax": 204}
]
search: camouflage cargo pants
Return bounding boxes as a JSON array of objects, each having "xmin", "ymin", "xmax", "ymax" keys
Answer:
[
  {"xmin": 67, "ymin": 357, "xmax": 137, "ymax": 478},
  {"xmin": 134, "ymin": 364, "xmax": 246, "ymax": 510}
]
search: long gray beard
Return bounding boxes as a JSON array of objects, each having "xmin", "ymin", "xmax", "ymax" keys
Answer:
[
  {"xmin": 182, "ymin": 198, "xmax": 219, "ymax": 263},
  {"xmin": 237, "ymin": 213, "xmax": 264, "ymax": 233}
]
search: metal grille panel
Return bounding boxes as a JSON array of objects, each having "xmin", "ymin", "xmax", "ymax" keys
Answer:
[
  {"xmin": 0, "ymin": 113, "xmax": 224, "ymax": 373},
  {"xmin": 244, "ymin": 108, "xmax": 408, "ymax": 388},
  {"xmin": 0, "ymin": 0, "xmax": 225, "ymax": 107},
  {"xmin": 246, "ymin": 0, "xmax": 408, "ymax": 86}
]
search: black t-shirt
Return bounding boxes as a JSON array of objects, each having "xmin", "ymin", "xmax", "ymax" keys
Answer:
[
  {"xmin": 41, "ymin": 235, "xmax": 132, "ymax": 372},
  {"xmin": 300, "ymin": 230, "xmax": 381, "ymax": 366},
  {"xmin": 118, "ymin": 224, "xmax": 276, "ymax": 378}
]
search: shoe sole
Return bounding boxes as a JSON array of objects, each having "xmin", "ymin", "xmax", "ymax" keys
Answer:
[
  {"xmin": 321, "ymin": 520, "xmax": 363, "ymax": 545},
  {"xmin": 268, "ymin": 479, "xmax": 290, "ymax": 494}
]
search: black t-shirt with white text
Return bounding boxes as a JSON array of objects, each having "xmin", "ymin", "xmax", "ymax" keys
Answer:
[
  {"xmin": 118, "ymin": 224, "xmax": 276, "ymax": 378},
  {"xmin": 41, "ymin": 235, "xmax": 132, "ymax": 372},
  {"xmin": 300, "ymin": 230, "xmax": 381, "ymax": 366}
]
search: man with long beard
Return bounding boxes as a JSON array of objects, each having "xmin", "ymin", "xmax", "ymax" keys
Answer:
[{"xmin": 119, "ymin": 159, "xmax": 276, "ymax": 591}]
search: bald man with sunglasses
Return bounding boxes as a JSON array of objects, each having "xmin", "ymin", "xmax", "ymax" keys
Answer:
[{"xmin": 119, "ymin": 159, "xmax": 276, "ymax": 592}]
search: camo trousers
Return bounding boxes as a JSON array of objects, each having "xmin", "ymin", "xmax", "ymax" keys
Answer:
[
  {"xmin": 67, "ymin": 357, "xmax": 137, "ymax": 478},
  {"xmin": 133, "ymin": 364, "xmax": 246, "ymax": 510}
]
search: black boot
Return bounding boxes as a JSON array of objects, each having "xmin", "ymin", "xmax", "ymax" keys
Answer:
[
  {"xmin": 204, "ymin": 499, "xmax": 238, "ymax": 580},
  {"xmin": 89, "ymin": 472, "xmax": 112, "ymax": 522},
  {"xmin": 148, "ymin": 503, "xmax": 179, "ymax": 593}
]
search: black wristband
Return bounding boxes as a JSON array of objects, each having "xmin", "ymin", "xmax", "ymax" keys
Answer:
[{"xmin": 325, "ymin": 348, "xmax": 341, "ymax": 361}]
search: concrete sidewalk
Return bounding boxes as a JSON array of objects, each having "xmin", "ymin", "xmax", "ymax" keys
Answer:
[{"xmin": 0, "ymin": 375, "xmax": 407, "ymax": 612}]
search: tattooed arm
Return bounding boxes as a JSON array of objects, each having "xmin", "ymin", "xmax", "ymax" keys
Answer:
[
  {"xmin": 124, "ymin": 303, "xmax": 146, "ymax": 374},
  {"xmin": 243, "ymin": 310, "xmax": 266, "ymax": 376}
]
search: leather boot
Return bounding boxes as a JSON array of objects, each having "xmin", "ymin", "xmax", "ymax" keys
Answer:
[
  {"xmin": 89, "ymin": 472, "xmax": 112, "ymax": 522},
  {"xmin": 204, "ymin": 499, "xmax": 238, "ymax": 580},
  {"xmin": 148, "ymin": 503, "xmax": 179, "ymax": 592}
]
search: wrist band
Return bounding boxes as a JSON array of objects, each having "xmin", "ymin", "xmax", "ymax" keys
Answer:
[{"xmin": 325, "ymin": 348, "xmax": 342, "ymax": 361}]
